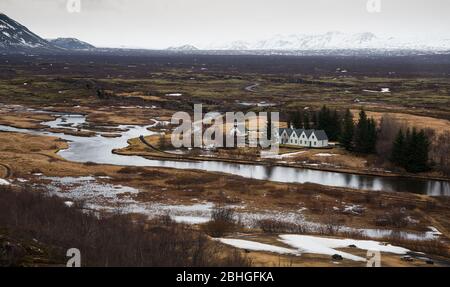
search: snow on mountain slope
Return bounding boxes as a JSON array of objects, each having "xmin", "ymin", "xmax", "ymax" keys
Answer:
[
  {"xmin": 49, "ymin": 38, "xmax": 95, "ymax": 50},
  {"xmin": 0, "ymin": 13, "xmax": 53, "ymax": 50},
  {"xmin": 167, "ymin": 44, "xmax": 199, "ymax": 51},
  {"xmin": 206, "ymin": 32, "xmax": 450, "ymax": 51}
]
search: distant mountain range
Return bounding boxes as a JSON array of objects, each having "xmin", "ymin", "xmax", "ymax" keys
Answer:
[
  {"xmin": 0, "ymin": 13, "xmax": 53, "ymax": 51},
  {"xmin": 167, "ymin": 44, "xmax": 199, "ymax": 51},
  {"xmin": 204, "ymin": 32, "xmax": 450, "ymax": 51},
  {"xmin": 0, "ymin": 13, "xmax": 94, "ymax": 53},
  {"xmin": 1, "ymin": 12, "xmax": 449, "ymax": 56},
  {"xmin": 48, "ymin": 38, "xmax": 95, "ymax": 50}
]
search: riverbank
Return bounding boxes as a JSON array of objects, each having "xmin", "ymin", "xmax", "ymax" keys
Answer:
[
  {"xmin": 115, "ymin": 134, "xmax": 450, "ymax": 184},
  {"xmin": 2, "ymin": 104, "xmax": 449, "ymax": 183}
]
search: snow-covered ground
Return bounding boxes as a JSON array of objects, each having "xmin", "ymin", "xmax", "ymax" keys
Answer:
[
  {"xmin": 215, "ymin": 238, "xmax": 298, "ymax": 255},
  {"xmin": 31, "ymin": 176, "xmax": 442, "ymax": 241},
  {"xmin": 279, "ymin": 234, "xmax": 409, "ymax": 261},
  {"xmin": 363, "ymin": 88, "xmax": 391, "ymax": 93},
  {"xmin": 216, "ymin": 235, "xmax": 410, "ymax": 262},
  {"xmin": 0, "ymin": 178, "xmax": 10, "ymax": 185},
  {"xmin": 314, "ymin": 153, "xmax": 336, "ymax": 157},
  {"xmin": 261, "ymin": 151, "xmax": 306, "ymax": 159}
]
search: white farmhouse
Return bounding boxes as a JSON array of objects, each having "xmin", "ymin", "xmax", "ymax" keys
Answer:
[{"xmin": 279, "ymin": 128, "xmax": 329, "ymax": 148}]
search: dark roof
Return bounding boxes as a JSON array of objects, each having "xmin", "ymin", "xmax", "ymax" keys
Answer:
[
  {"xmin": 279, "ymin": 128, "xmax": 328, "ymax": 141},
  {"xmin": 314, "ymin": 130, "xmax": 328, "ymax": 141},
  {"xmin": 304, "ymin": 129, "xmax": 314, "ymax": 138},
  {"xmin": 295, "ymin": 128, "xmax": 305, "ymax": 136},
  {"xmin": 279, "ymin": 128, "xmax": 295, "ymax": 136}
]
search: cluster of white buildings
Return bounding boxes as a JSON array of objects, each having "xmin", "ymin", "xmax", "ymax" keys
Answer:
[{"xmin": 279, "ymin": 128, "xmax": 329, "ymax": 148}]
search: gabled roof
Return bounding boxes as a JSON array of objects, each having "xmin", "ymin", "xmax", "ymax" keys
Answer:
[
  {"xmin": 279, "ymin": 128, "xmax": 296, "ymax": 137},
  {"xmin": 279, "ymin": 128, "xmax": 291, "ymax": 136},
  {"xmin": 304, "ymin": 129, "xmax": 314, "ymax": 138},
  {"xmin": 279, "ymin": 128, "xmax": 328, "ymax": 141},
  {"xmin": 295, "ymin": 128, "xmax": 305, "ymax": 137},
  {"xmin": 314, "ymin": 130, "xmax": 328, "ymax": 141}
]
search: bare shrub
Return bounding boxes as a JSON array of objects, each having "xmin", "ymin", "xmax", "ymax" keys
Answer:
[
  {"xmin": 257, "ymin": 219, "xmax": 309, "ymax": 234},
  {"xmin": 430, "ymin": 131, "xmax": 450, "ymax": 176},
  {"xmin": 374, "ymin": 209, "xmax": 408, "ymax": 228},
  {"xmin": 202, "ymin": 206, "xmax": 238, "ymax": 237},
  {"xmin": 0, "ymin": 186, "xmax": 250, "ymax": 267},
  {"xmin": 381, "ymin": 236, "xmax": 449, "ymax": 258},
  {"xmin": 376, "ymin": 114, "xmax": 406, "ymax": 164},
  {"xmin": 117, "ymin": 166, "xmax": 144, "ymax": 174},
  {"xmin": 320, "ymin": 213, "xmax": 344, "ymax": 235}
]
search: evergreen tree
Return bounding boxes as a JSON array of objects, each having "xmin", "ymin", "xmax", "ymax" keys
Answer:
[
  {"xmin": 329, "ymin": 110, "xmax": 341, "ymax": 141},
  {"xmin": 405, "ymin": 128, "xmax": 430, "ymax": 173},
  {"xmin": 353, "ymin": 109, "xmax": 368, "ymax": 153},
  {"xmin": 415, "ymin": 129, "xmax": 430, "ymax": 172},
  {"xmin": 352, "ymin": 109, "xmax": 378, "ymax": 154},
  {"xmin": 303, "ymin": 112, "xmax": 310, "ymax": 129},
  {"xmin": 311, "ymin": 112, "xmax": 318, "ymax": 129},
  {"xmin": 391, "ymin": 128, "xmax": 430, "ymax": 173},
  {"xmin": 366, "ymin": 118, "xmax": 377, "ymax": 153},
  {"xmin": 391, "ymin": 129, "xmax": 405, "ymax": 165},
  {"xmin": 291, "ymin": 111, "xmax": 302, "ymax": 129},
  {"xmin": 316, "ymin": 105, "xmax": 342, "ymax": 141},
  {"xmin": 340, "ymin": 109, "xmax": 354, "ymax": 150},
  {"xmin": 318, "ymin": 105, "xmax": 331, "ymax": 131}
]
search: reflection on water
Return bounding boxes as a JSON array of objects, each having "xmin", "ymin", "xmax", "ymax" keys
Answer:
[{"xmin": 0, "ymin": 114, "xmax": 449, "ymax": 196}]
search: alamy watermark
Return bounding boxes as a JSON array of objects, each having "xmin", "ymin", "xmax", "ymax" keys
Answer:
[
  {"xmin": 170, "ymin": 104, "xmax": 280, "ymax": 155},
  {"xmin": 66, "ymin": 248, "xmax": 81, "ymax": 267},
  {"xmin": 366, "ymin": 0, "xmax": 381, "ymax": 13},
  {"xmin": 366, "ymin": 250, "xmax": 381, "ymax": 267},
  {"xmin": 66, "ymin": 0, "xmax": 82, "ymax": 13}
]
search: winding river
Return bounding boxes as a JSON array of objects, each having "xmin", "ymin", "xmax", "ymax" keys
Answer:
[{"xmin": 0, "ymin": 113, "xmax": 449, "ymax": 196}]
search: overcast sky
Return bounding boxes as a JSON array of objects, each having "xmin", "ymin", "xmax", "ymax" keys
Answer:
[{"xmin": 1, "ymin": 0, "xmax": 449, "ymax": 49}]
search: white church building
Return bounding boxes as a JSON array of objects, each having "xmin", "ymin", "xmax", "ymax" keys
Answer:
[{"xmin": 279, "ymin": 128, "xmax": 329, "ymax": 148}]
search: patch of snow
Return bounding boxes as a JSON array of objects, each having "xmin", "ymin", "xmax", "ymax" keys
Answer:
[
  {"xmin": 343, "ymin": 204, "xmax": 365, "ymax": 215},
  {"xmin": 0, "ymin": 178, "xmax": 10, "ymax": 185},
  {"xmin": 314, "ymin": 153, "xmax": 336, "ymax": 157},
  {"xmin": 165, "ymin": 93, "xmax": 183, "ymax": 97},
  {"xmin": 173, "ymin": 216, "xmax": 210, "ymax": 224},
  {"xmin": 216, "ymin": 238, "xmax": 298, "ymax": 255},
  {"xmin": 279, "ymin": 235, "xmax": 409, "ymax": 262},
  {"xmin": 363, "ymin": 88, "xmax": 391, "ymax": 93},
  {"xmin": 426, "ymin": 226, "xmax": 442, "ymax": 237},
  {"xmin": 238, "ymin": 102, "xmax": 276, "ymax": 107},
  {"xmin": 356, "ymin": 228, "xmax": 436, "ymax": 241},
  {"xmin": 261, "ymin": 151, "xmax": 306, "ymax": 159},
  {"xmin": 64, "ymin": 201, "xmax": 74, "ymax": 207}
]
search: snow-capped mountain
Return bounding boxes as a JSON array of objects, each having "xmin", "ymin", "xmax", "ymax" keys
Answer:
[
  {"xmin": 167, "ymin": 44, "xmax": 199, "ymax": 51},
  {"xmin": 49, "ymin": 38, "xmax": 95, "ymax": 50},
  {"xmin": 0, "ymin": 13, "xmax": 54, "ymax": 51},
  {"xmin": 206, "ymin": 32, "xmax": 450, "ymax": 51}
]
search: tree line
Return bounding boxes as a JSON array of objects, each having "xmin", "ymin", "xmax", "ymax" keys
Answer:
[
  {"xmin": 287, "ymin": 106, "xmax": 377, "ymax": 153},
  {"xmin": 391, "ymin": 128, "xmax": 430, "ymax": 173},
  {"xmin": 286, "ymin": 106, "xmax": 432, "ymax": 173}
]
